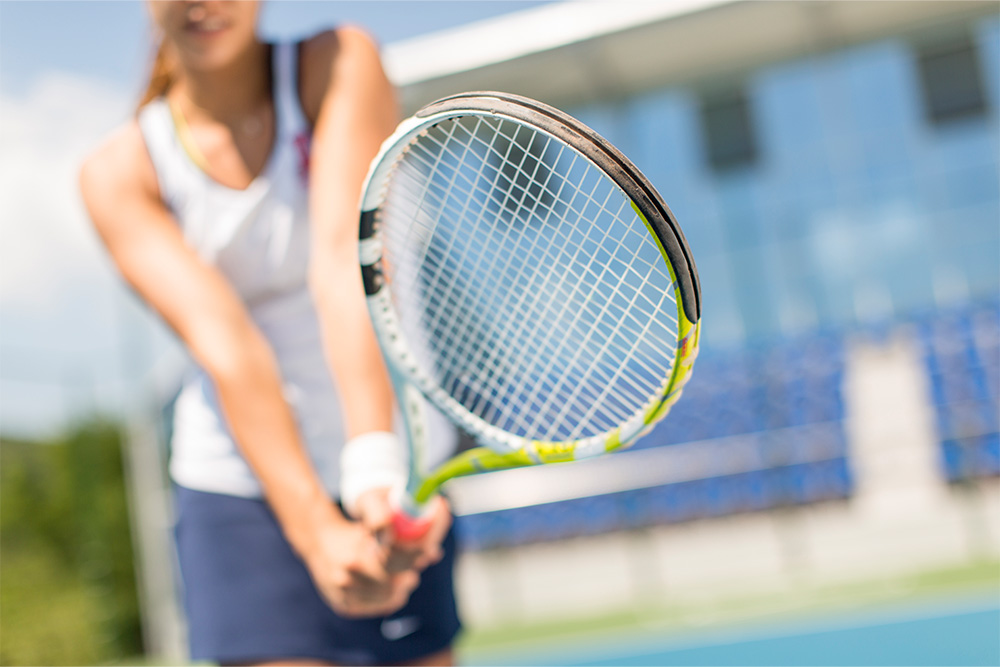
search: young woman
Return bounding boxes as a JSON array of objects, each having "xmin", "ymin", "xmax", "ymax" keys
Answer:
[{"xmin": 80, "ymin": 2, "xmax": 457, "ymax": 665}]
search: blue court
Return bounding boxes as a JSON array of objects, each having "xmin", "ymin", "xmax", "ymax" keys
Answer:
[{"xmin": 469, "ymin": 596, "xmax": 1000, "ymax": 666}]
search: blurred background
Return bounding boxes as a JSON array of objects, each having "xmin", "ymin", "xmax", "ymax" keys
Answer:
[{"xmin": 1, "ymin": 1, "xmax": 998, "ymax": 665}]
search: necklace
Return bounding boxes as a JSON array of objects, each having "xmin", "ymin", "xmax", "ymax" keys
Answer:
[
  {"xmin": 167, "ymin": 95, "xmax": 273, "ymax": 180},
  {"xmin": 168, "ymin": 99, "xmax": 211, "ymax": 171}
]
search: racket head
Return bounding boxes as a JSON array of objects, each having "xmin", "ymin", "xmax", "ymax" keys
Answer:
[{"xmin": 360, "ymin": 92, "xmax": 700, "ymax": 464}]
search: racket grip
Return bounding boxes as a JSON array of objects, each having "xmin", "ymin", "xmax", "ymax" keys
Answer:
[{"xmin": 391, "ymin": 507, "xmax": 433, "ymax": 542}]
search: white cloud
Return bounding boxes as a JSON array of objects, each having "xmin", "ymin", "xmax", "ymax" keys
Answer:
[
  {"xmin": 0, "ymin": 72, "xmax": 183, "ymax": 437},
  {"xmin": 0, "ymin": 71, "xmax": 131, "ymax": 306}
]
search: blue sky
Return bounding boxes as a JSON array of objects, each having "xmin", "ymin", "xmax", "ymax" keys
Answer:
[
  {"xmin": 0, "ymin": 1, "xmax": 552, "ymax": 95},
  {"xmin": 0, "ymin": 1, "xmax": 553, "ymax": 438}
]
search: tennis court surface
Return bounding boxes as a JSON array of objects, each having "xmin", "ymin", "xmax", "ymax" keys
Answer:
[{"xmin": 463, "ymin": 593, "xmax": 1000, "ymax": 666}]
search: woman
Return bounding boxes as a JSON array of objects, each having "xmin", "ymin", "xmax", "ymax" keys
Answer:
[{"xmin": 79, "ymin": 2, "xmax": 457, "ymax": 665}]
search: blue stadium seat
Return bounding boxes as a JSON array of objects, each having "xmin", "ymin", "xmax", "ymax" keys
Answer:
[
  {"xmin": 915, "ymin": 301, "xmax": 1000, "ymax": 484},
  {"xmin": 456, "ymin": 324, "xmax": 858, "ymax": 550},
  {"xmin": 975, "ymin": 433, "xmax": 1000, "ymax": 477}
]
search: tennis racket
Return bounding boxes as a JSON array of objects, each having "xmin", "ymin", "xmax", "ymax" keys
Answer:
[{"xmin": 358, "ymin": 91, "xmax": 701, "ymax": 540}]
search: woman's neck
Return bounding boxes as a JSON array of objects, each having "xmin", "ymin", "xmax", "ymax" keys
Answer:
[{"xmin": 169, "ymin": 40, "xmax": 271, "ymax": 127}]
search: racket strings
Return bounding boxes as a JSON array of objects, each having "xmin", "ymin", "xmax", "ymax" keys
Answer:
[
  {"xmin": 397, "ymin": 120, "xmax": 676, "ymax": 372},
  {"xmin": 458, "ymin": 155, "xmax": 612, "ymax": 430},
  {"xmin": 513, "ymin": 207, "xmax": 676, "ymax": 437},
  {"xmin": 546, "ymin": 280, "xmax": 679, "ymax": 439},
  {"xmin": 396, "ymin": 200, "xmax": 675, "ymax": 437},
  {"xmin": 406, "ymin": 118, "xmax": 495, "ymax": 289},
  {"xmin": 419, "ymin": 139, "xmax": 679, "ymax": 412},
  {"xmin": 381, "ymin": 118, "xmax": 470, "ymax": 340},
  {"xmin": 389, "ymin": 120, "xmax": 575, "ymax": 389},
  {"xmin": 385, "ymin": 116, "xmax": 510, "ymax": 364},
  {"xmin": 379, "ymin": 115, "xmax": 680, "ymax": 440},
  {"xmin": 476, "ymin": 187, "xmax": 659, "ymax": 436},
  {"xmin": 386, "ymin": 127, "xmax": 676, "ymax": 430},
  {"xmin": 386, "ymin": 119, "xmax": 678, "ymax": 437},
  {"xmin": 414, "ymin": 122, "xmax": 545, "ymax": 366},
  {"xmin": 412, "ymin": 118, "xmax": 677, "ymax": 330},
  {"xmin": 413, "ymin": 122, "xmax": 531, "ymax": 304},
  {"xmin": 397, "ymin": 137, "xmax": 671, "ymax": 434},
  {"xmin": 415, "ymin": 127, "xmax": 586, "ymax": 409},
  {"xmin": 389, "ymin": 119, "xmax": 533, "ymax": 390}
]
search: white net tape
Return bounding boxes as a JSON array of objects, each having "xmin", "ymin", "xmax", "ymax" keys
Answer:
[{"xmin": 379, "ymin": 114, "xmax": 679, "ymax": 441}]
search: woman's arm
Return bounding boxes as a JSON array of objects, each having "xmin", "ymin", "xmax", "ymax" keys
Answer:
[
  {"xmin": 80, "ymin": 122, "xmax": 416, "ymax": 617},
  {"xmin": 302, "ymin": 27, "xmax": 396, "ymax": 438},
  {"xmin": 301, "ymin": 27, "xmax": 450, "ymax": 566}
]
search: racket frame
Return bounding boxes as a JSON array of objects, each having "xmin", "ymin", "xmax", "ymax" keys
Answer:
[{"xmin": 358, "ymin": 92, "xmax": 701, "ymax": 509}]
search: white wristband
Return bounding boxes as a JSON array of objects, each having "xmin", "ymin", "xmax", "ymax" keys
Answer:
[{"xmin": 339, "ymin": 431, "xmax": 407, "ymax": 518}]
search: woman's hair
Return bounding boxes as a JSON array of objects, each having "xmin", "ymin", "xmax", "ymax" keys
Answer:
[{"xmin": 138, "ymin": 39, "xmax": 174, "ymax": 109}]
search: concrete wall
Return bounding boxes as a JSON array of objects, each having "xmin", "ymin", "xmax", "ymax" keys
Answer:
[{"xmin": 453, "ymin": 330, "xmax": 1000, "ymax": 628}]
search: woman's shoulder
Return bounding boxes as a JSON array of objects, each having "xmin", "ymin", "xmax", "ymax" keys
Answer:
[
  {"xmin": 79, "ymin": 118, "xmax": 159, "ymax": 217},
  {"xmin": 301, "ymin": 24, "xmax": 381, "ymax": 63},
  {"xmin": 297, "ymin": 26, "xmax": 387, "ymax": 122}
]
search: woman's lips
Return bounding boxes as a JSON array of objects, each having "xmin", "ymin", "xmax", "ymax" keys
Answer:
[{"xmin": 185, "ymin": 17, "xmax": 230, "ymax": 37}]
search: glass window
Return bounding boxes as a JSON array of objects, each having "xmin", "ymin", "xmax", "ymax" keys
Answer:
[
  {"xmin": 699, "ymin": 88, "xmax": 758, "ymax": 172},
  {"xmin": 917, "ymin": 35, "xmax": 987, "ymax": 124}
]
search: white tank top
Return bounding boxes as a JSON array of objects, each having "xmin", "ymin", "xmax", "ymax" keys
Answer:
[{"xmin": 138, "ymin": 43, "xmax": 345, "ymax": 498}]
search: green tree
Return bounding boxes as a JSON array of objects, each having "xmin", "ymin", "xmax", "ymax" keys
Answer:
[{"xmin": 1, "ymin": 420, "xmax": 143, "ymax": 666}]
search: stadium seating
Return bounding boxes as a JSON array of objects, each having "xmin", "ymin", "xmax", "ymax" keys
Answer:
[
  {"xmin": 456, "ymin": 330, "xmax": 853, "ymax": 550},
  {"xmin": 914, "ymin": 299, "xmax": 1000, "ymax": 481},
  {"xmin": 455, "ymin": 301, "xmax": 999, "ymax": 549}
]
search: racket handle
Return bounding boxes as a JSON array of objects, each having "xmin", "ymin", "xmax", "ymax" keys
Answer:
[{"xmin": 390, "ymin": 507, "xmax": 433, "ymax": 542}]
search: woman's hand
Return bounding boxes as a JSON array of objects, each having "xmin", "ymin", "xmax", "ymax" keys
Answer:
[
  {"xmin": 300, "ymin": 505, "xmax": 420, "ymax": 618},
  {"xmin": 353, "ymin": 489, "xmax": 453, "ymax": 574},
  {"xmin": 298, "ymin": 26, "xmax": 441, "ymax": 610}
]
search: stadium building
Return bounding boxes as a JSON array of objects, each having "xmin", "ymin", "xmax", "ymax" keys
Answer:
[{"xmin": 378, "ymin": 0, "xmax": 1000, "ymax": 627}]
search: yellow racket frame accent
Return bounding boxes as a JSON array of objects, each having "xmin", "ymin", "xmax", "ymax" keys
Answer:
[
  {"xmin": 407, "ymin": 202, "xmax": 701, "ymax": 505},
  {"xmin": 361, "ymin": 93, "xmax": 702, "ymax": 513}
]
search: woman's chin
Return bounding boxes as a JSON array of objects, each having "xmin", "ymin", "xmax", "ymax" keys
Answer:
[{"xmin": 179, "ymin": 39, "xmax": 256, "ymax": 74}]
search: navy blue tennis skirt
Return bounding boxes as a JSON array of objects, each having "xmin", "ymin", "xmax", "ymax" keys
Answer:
[{"xmin": 173, "ymin": 485, "xmax": 461, "ymax": 665}]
